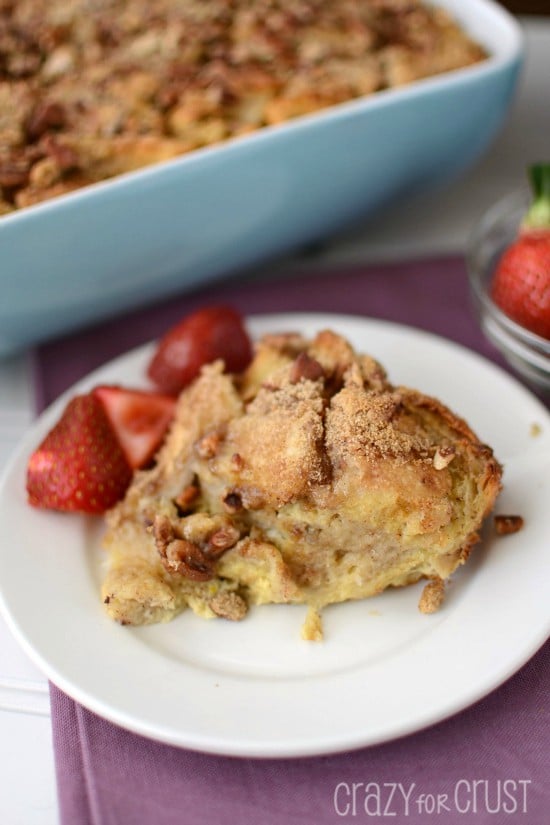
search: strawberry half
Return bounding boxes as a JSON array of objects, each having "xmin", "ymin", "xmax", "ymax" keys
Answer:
[
  {"xmin": 27, "ymin": 394, "xmax": 132, "ymax": 514},
  {"xmin": 93, "ymin": 385, "xmax": 176, "ymax": 469},
  {"xmin": 491, "ymin": 163, "xmax": 550, "ymax": 340},
  {"xmin": 147, "ymin": 305, "xmax": 253, "ymax": 395}
]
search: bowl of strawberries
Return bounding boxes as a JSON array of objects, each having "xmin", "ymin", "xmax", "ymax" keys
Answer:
[{"xmin": 467, "ymin": 163, "xmax": 550, "ymax": 394}]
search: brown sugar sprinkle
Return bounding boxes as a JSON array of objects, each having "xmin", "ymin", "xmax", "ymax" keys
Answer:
[
  {"xmin": 494, "ymin": 515, "xmax": 524, "ymax": 536},
  {"xmin": 0, "ymin": 0, "xmax": 486, "ymax": 211}
]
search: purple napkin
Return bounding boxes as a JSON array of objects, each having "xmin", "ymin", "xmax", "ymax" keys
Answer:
[{"xmin": 34, "ymin": 257, "xmax": 549, "ymax": 825}]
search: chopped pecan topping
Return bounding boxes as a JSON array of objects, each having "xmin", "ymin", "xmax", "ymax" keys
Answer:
[
  {"xmin": 152, "ymin": 514, "xmax": 175, "ymax": 552},
  {"xmin": 195, "ymin": 430, "xmax": 224, "ymax": 459},
  {"xmin": 494, "ymin": 515, "xmax": 524, "ymax": 536},
  {"xmin": 26, "ymin": 101, "xmax": 66, "ymax": 141},
  {"xmin": 29, "ymin": 157, "xmax": 61, "ymax": 188},
  {"xmin": 0, "ymin": 160, "xmax": 30, "ymax": 189},
  {"xmin": 162, "ymin": 538, "xmax": 214, "ymax": 581},
  {"xmin": 433, "ymin": 445, "xmax": 456, "ymax": 470},
  {"xmin": 6, "ymin": 52, "xmax": 42, "ymax": 78},
  {"xmin": 289, "ymin": 352, "xmax": 325, "ymax": 384},
  {"xmin": 154, "ymin": 520, "xmax": 213, "ymax": 581},
  {"xmin": 40, "ymin": 135, "xmax": 79, "ymax": 172},
  {"xmin": 153, "ymin": 512, "xmax": 239, "ymax": 580},
  {"xmin": 174, "ymin": 482, "xmax": 200, "ymax": 512},
  {"xmin": 231, "ymin": 452, "xmax": 245, "ymax": 471},
  {"xmin": 222, "ymin": 490, "xmax": 243, "ymax": 513},
  {"xmin": 206, "ymin": 524, "xmax": 240, "ymax": 557}
]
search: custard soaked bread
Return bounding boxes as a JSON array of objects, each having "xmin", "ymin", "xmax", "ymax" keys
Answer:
[{"xmin": 102, "ymin": 330, "xmax": 501, "ymax": 638}]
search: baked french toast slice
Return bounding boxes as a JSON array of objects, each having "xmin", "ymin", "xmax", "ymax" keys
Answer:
[{"xmin": 102, "ymin": 329, "xmax": 502, "ymax": 638}]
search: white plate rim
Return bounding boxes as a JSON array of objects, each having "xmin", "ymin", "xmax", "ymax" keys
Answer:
[{"xmin": 0, "ymin": 312, "xmax": 548, "ymax": 758}]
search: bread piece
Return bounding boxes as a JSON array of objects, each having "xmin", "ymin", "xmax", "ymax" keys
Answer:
[{"xmin": 102, "ymin": 330, "xmax": 502, "ymax": 638}]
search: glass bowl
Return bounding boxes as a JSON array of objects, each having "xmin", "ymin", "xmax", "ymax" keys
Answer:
[{"xmin": 467, "ymin": 190, "xmax": 550, "ymax": 395}]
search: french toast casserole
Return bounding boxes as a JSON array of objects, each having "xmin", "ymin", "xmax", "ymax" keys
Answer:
[
  {"xmin": 102, "ymin": 329, "xmax": 502, "ymax": 639},
  {"xmin": 0, "ymin": 0, "xmax": 486, "ymax": 214}
]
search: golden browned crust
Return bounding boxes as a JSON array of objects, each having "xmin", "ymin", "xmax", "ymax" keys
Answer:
[
  {"xmin": 102, "ymin": 329, "xmax": 502, "ymax": 638},
  {"xmin": 0, "ymin": 0, "xmax": 486, "ymax": 213}
]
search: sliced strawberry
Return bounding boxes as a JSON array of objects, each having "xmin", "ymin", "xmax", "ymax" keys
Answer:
[
  {"xmin": 93, "ymin": 385, "xmax": 176, "ymax": 468},
  {"xmin": 27, "ymin": 394, "xmax": 132, "ymax": 514},
  {"xmin": 147, "ymin": 305, "xmax": 253, "ymax": 395},
  {"xmin": 491, "ymin": 163, "xmax": 550, "ymax": 340}
]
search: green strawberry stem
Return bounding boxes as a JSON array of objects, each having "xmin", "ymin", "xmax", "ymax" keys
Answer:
[{"xmin": 522, "ymin": 163, "xmax": 550, "ymax": 231}]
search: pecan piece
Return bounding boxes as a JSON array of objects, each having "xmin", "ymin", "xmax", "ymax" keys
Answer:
[
  {"xmin": 152, "ymin": 514, "xmax": 175, "ymax": 552},
  {"xmin": 195, "ymin": 430, "xmax": 224, "ymax": 459},
  {"xmin": 494, "ymin": 515, "xmax": 524, "ymax": 536},
  {"xmin": 161, "ymin": 538, "xmax": 214, "ymax": 581},
  {"xmin": 26, "ymin": 102, "xmax": 66, "ymax": 141},
  {"xmin": 0, "ymin": 161, "xmax": 30, "ymax": 189},
  {"xmin": 153, "ymin": 514, "xmax": 219, "ymax": 581},
  {"xmin": 40, "ymin": 136, "xmax": 79, "ymax": 172},
  {"xmin": 6, "ymin": 52, "xmax": 42, "ymax": 78},
  {"xmin": 433, "ymin": 445, "xmax": 456, "ymax": 470},
  {"xmin": 222, "ymin": 489, "xmax": 243, "ymax": 513},
  {"xmin": 231, "ymin": 452, "xmax": 244, "ymax": 471},
  {"xmin": 206, "ymin": 524, "xmax": 240, "ymax": 558},
  {"xmin": 174, "ymin": 482, "xmax": 200, "ymax": 512},
  {"xmin": 289, "ymin": 352, "xmax": 325, "ymax": 384}
]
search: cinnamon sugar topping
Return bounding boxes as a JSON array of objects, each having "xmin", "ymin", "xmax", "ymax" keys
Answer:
[{"xmin": 327, "ymin": 387, "xmax": 430, "ymax": 463}]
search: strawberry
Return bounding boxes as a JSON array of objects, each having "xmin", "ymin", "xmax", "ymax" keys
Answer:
[
  {"xmin": 147, "ymin": 305, "xmax": 253, "ymax": 395},
  {"xmin": 27, "ymin": 394, "xmax": 132, "ymax": 514},
  {"xmin": 92, "ymin": 385, "xmax": 176, "ymax": 469},
  {"xmin": 491, "ymin": 163, "xmax": 550, "ymax": 340}
]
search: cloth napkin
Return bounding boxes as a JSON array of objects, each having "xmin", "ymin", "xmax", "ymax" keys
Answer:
[{"xmin": 34, "ymin": 256, "xmax": 549, "ymax": 825}]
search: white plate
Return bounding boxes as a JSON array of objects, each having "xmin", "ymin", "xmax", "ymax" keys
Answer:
[{"xmin": 0, "ymin": 314, "xmax": 549, "ymax": 757}]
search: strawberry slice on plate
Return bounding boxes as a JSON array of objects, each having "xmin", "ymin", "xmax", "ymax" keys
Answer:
[
  {"xmin": 27, "ymin": 394, "xmax": 132, "ymax": 514},
  {"xmin": 147, "ymin": 305, "xmax": 253, "ymax": 395},
  {"xmin": 93, "ymin": 385, "xmax": 176, "ymax": 469},
  {"xmin": 491, "ymin": 163, "xmax": 550, "ymax": 340}
]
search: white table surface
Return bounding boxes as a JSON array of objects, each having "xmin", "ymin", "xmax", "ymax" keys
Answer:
[{"xmin": 0, "ymin": 17, "xmax": 548, "ymax": 825}]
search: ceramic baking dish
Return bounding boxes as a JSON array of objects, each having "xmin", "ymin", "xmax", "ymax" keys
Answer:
[{"xmin": 0, "ymin": 0, "xmax": 523, "ymax": 355}]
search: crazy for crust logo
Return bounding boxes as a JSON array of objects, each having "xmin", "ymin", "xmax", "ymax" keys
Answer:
[{"xmin": 333, "ymin": 780, "xmax": 531, "ymax": 817}]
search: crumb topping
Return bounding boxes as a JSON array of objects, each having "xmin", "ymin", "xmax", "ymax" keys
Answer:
[
  {"xmin": 418, "ymin": 577, "xmax": 445, "ymax": 613},
  {"xmin": 209, "ymin": 590, "xmax": 248, "ymax": 621}
]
